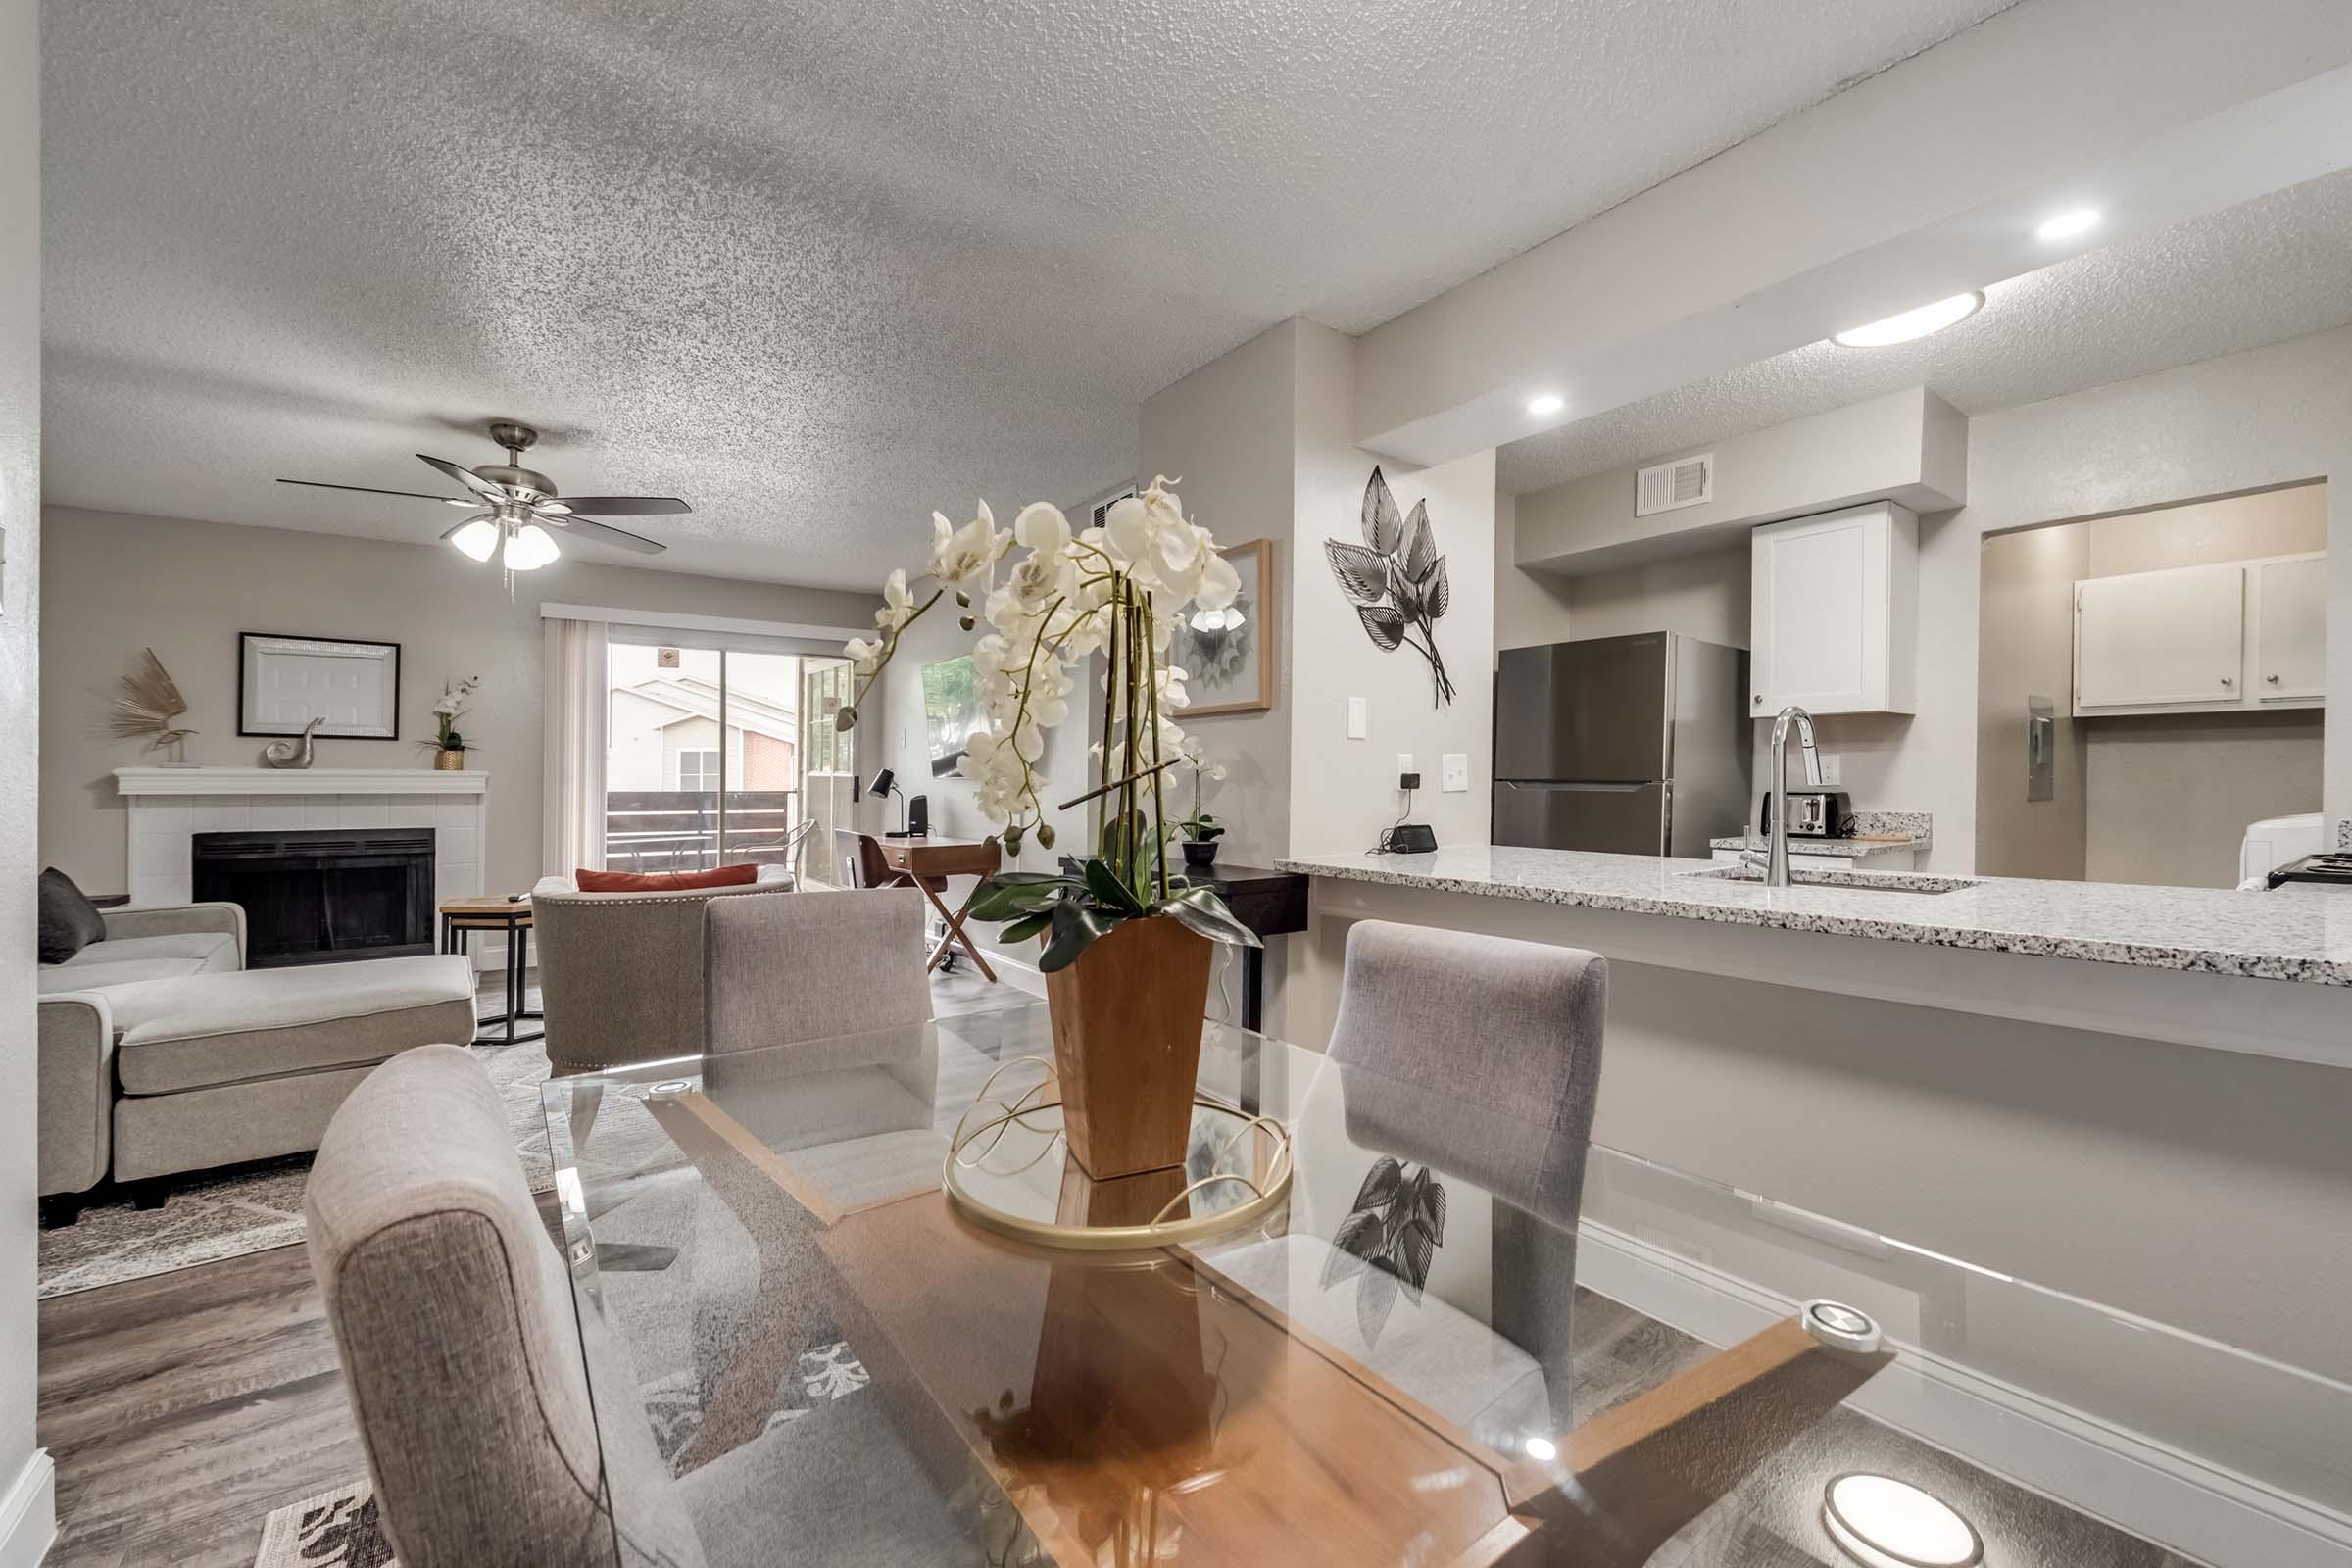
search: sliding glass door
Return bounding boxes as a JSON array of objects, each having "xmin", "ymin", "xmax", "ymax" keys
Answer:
[{"xmin": 603, "ymin": 636, "xmax": 853, "ymax": 882}]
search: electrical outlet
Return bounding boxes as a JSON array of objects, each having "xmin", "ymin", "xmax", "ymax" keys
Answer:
[
  {"xmin": 1396, "ymin": 753, "xmax": 1414, "ymax": 779},
  {"xmin": 1819, "ymin": 754, "xmax": 1842, "ymax": 785},
  {"xmin": 1347, "ymin": 697, "xmax": 1367, "ymax": 739},
  {"xmin": 1441, "ymin": 753, "xmax": 1468, "ymax": 792}
]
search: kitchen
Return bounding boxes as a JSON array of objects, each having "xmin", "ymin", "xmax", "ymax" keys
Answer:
[{"xmin": 1259, "ymin": 151, "xmax": 2352, "ymax": 1566}]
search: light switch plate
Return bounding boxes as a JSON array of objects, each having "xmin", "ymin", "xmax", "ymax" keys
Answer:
[
  {"xmin": 1441, "ymin": 753, "xmax": 1469, "ymax": 792},
  {"xmin": 1347, "ymin": 697, "xmax": 1367, "ymax": 739}
]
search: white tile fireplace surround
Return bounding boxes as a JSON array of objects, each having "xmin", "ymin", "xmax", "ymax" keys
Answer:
[{"xmin": 114, "ymin": 766, "xmax": 491, "ymax": 964}]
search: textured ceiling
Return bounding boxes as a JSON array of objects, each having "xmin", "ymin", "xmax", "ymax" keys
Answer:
[
  {"xmin": 1496, "ymin": 168, "xmax": 2352, "ymax": 494},
  {"xmin": 43, "ymin": 0, "xmax": 2017, "ymax": 588}
]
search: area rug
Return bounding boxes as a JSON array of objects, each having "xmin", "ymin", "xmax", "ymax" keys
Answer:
[
  {"xmin": 252, "ymin": 1341, "xmax": 874, "ymax": 1567},
  {"xmin": 38, "ymin": 1033, "xmax": 555, "ymax": 1300}
]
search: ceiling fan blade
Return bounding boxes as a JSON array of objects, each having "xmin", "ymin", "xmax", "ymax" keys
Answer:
[
  {"xmin": 279, "ymin": 478, "xmax": 462, "ymax": 504},
  {"xmin": 416, "ymin": 453, "xmax": 508, "ymax": 502},
  {"xmin": 555, "ymin": 495, "xmax": 693, "ymax": 516},
  {"xmin": 538, "ymin": 513, "xmax": 667, "ymax": 554}
]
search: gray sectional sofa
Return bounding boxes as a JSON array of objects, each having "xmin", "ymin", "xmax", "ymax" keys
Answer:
[{"xmin": 37, "ymin": 901, "xmax": 477, "ymax": 1222}]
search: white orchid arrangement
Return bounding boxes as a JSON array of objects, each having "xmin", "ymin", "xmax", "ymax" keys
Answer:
[
  {"xmin": 837, "ymin": 478, "xmax": 1259, "ymax": 970},
  {"xmin": 428, "ymin": 674, "xmax": 482, "ymax": 752},
  {"xmin": 1176, "ymin": 739, "xmax": 1228, "ymax": 843}
]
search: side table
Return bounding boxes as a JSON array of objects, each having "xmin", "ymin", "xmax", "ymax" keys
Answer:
[{"xmin": 439, "ymin": 895, "xmax": 544, "ymax": 1047}]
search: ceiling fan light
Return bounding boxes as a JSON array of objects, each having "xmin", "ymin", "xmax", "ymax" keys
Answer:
[
  {"xmin": 504, "ymin": 522, "xmax": 561, "ymax": 571},
  {"xmin": 450, "ymin": 516, "xmax": 501, "ymax": 563}
]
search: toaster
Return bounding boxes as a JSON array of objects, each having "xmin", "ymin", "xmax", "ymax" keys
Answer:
[{"xmin": 1760, "ymin": 788, "xmax": 1852, "ymax": 838}]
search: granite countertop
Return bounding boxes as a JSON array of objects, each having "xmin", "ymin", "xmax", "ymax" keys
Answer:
[
  {"xmin": 1277, "ymin": 843, "xmax": 2352, "ymax": 987},
  {"xmin": 1708, "ymin": 810, "xmax": 1930, "ymax": 859}
]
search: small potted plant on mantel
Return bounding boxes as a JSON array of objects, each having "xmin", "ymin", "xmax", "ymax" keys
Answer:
[
  {"xmin": 1174, "ymin": 741, "xmax": 1227, "ymax": 871},
  {"xmin": 835, "ymin": 480, "xmax": 1260, "ymax": 1180},
  {"xmin": 426, "ymin": 675, "xmax": 481, "ymax": 770}
]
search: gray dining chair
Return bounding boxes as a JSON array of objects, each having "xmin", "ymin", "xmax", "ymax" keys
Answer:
[
  {"xmin": 308, "ymin": 1045, "xmax": 971, "ymax": 1568},
  {"xmin": 703, "ymin": 887, "xmax": 931, "ymax": 1054},
  {"xmin": 1327, "ymin": 919, "xmax": 1607, "ymax": 1226}
]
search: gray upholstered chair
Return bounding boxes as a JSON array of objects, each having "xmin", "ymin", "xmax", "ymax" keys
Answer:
[
  {"xmin": 1201, "ymin": 921, "xmax": 1606, "ymax": 1438},
  {"xmin": 309, "ymin": 1045, "xmax": 971, "ymax": 1568},
  {"xmin": 306, "ymin": 1044, "xmax": 703, "ymax": 1568},
  {"xmin": 1326, "ymin": 920, "xmax": 1606, "ymax": 1226},
  {"xmin": 703, "ymin": 887, "xmax": 931, "ymax": 1055},
  {"xmin": 533, "ymin": 883, "xmax": 791, "ymax": 1073}
]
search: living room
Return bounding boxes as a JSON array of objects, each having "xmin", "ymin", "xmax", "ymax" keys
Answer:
[{"xmin": 11, "ymin": 4, "xmax": 2352, "ymax": 1568}]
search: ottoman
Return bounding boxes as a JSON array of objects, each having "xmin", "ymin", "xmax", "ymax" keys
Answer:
[{"xmin": 103, "ymin": 954, "xmax": 479, "ymax": 1184}]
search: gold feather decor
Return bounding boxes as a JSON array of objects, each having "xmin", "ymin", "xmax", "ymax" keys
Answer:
[{"xmin": 112, "ymin": 648, "xmax": 197, "ymax": 763}]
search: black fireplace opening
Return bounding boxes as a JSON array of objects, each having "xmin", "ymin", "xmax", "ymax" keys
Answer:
[{"xmin": 193, "ymin": 828, "xmax": 436, "ymax": 968}]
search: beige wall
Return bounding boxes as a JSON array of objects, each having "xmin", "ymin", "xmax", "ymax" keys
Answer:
[
  {"xmin": 1, "ymin": 0, "xmax": 48, "ymax": 1541},
  {"xmin": 1495, "ymin": 516, "xmax": 1750, "ymax": 655},
  {"xmin": 1975, "ymin": 524, "xmax": 2090, "ymax": 879},
  {"xmin": 39, "ymin": 507, "xmax": 877, "ymax": 899},
  {"xmin": 1975, "ymin": 483, "xmax": 2327, "ymax": 886},
  {"xmin": 1140, "ymin": 319, "xmax": 1298, "ymax": 870}
]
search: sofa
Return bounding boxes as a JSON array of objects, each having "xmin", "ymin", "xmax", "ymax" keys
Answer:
[{"xmin": 38, "ymin": 901, "xmax": 477, "ymax": 1222}]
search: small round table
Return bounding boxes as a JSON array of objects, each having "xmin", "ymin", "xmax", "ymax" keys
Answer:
[{"xmin": 439, "ymin": 896, "xmax": 543, "ymax": 1047}]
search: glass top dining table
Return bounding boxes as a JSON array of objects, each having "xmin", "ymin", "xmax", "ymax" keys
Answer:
[{"xmin": 542, "ymin": 1002, "xmax": 2349, "ymax": 1568}]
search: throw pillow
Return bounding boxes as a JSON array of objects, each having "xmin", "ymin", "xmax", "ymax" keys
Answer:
[
  {"xmin": 38, "ymin": 867, "xmax": 109, "ymax": 963},
  {"xmin": 574, "ymin": 863, "xmax": 760, "ymax": 893}
]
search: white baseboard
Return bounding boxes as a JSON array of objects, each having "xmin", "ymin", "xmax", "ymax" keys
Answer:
[
  {"xmin": 972, "ymin": 946, "xmax": 1048, "ymax": 1000},
  {"xmin": 1575, "ymin": 1221, "xmax": 2352, "ymax": 1568},
  {"xmin": 0, "ymin": 1450, "xmax": 56, "ymax": 1568}
]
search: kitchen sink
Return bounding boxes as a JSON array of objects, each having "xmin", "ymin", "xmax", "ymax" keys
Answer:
[{"xmin": 1684, "ymin": 865, "xmax": 1979, "ymax": 895}]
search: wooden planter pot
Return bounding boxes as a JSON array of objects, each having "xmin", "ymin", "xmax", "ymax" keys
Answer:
[{"xmin": 1044, "ymin": 914, "xmax": 1214, "ymax": 1179}]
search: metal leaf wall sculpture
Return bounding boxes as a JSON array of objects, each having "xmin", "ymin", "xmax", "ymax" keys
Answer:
[
  {"xmin": 1319, "ymin": 1155, "xmax": 1448, "ymax": 1348},
  {"xmin": 1324, "ymin": 466, "xmax": 1455, "ymax": 705}
]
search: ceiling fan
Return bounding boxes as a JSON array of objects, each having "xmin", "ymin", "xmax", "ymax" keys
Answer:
[{"xmin": 279, "ymin": 420, "xmax": 687, "ymax": 570}]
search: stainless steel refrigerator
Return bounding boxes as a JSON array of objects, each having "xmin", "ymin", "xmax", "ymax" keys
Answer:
[{"xmin": 1493, "ymin": 633, "xmax": 1749, "ymax": 857}]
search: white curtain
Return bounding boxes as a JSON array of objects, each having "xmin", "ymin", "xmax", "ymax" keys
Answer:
[{"xmin": 542, "ymin": 616, "xmax": 609, "ymax": 876}]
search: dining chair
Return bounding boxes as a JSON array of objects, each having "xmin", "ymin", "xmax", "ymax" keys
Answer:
[
  {"xmin": 704, "ymin": 887, "xmax": 931, "ymax": 1054},
  {"xmin": 308, "ymin": 1045, "xmax": 971, "ymax": 1568}
]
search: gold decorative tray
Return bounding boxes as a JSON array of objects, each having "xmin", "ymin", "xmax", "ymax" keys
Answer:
[{"xmin": 943, "ymin": 1057, "xmax": 1294, "ymax": 1250}]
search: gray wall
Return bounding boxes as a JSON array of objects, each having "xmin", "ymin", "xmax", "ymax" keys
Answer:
[
  {"xmin": 40, "ymin": 507, "xmax": 878, "ymax": 898},
  {"xmin": 0, "ymin": 0, "xmax": 48, "ymax": 1545},
  {"xmin": 1975, "ymin": 524, "xmax": 2090, "ymax": 879}
]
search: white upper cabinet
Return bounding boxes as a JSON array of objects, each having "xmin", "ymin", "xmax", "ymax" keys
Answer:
[
  {"xmin": 2252, "ymin": 554, "xmax": 2326, "ymax": 704},
  {"xmin": 1749, "ymin": 502, "xmax": 1918, "ymax": 716},
  {"xmin": 2072, "ymin": 551, "xmax": 2324, "ymax": 716}
]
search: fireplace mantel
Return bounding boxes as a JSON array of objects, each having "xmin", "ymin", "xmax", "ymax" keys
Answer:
[{"xmin": 115, "ymin": 766, "xmax": 487, "ymax": 797}]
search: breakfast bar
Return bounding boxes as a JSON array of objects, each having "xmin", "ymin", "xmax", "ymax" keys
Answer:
[{"xmin": 1272, "ymin": 845, "xmax": 2352, "ymax": 1396}]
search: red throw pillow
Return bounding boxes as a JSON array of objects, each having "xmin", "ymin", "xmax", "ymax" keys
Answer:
[{"xmin": 574, "ymin": 863, "xmax": 760, "ymax": 892}]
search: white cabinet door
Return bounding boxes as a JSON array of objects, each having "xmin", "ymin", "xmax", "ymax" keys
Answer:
[
  {"xmin": 2073, "ymin": 564, "xmax": 2244, "ymax": 713},
  {"xmin": 1749, "ymin": 504, "xmax": 1916, "ymax": 715},
  {"xmin": 2252, "ymin": 555, "xmax": 2326, "ymax": 703}
]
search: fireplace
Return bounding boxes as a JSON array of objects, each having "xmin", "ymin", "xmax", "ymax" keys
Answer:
[{"xmin": 192, "ymin": 828, "xmax": 437, "ymax": 968}]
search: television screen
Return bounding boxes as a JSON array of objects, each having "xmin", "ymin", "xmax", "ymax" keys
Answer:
[{"xmin": 921, "ymin": 655, "xmax": 984, "ymax": 777}]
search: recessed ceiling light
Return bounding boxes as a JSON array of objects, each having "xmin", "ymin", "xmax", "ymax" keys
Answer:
[
  {"xmin": 1526, "ymin": 392, "xmax": 1566, "ymax": 416},
  {"xmin": 1832, "ymin": 291, "xmax": 1984, "ymax": 348},
  {"xmin": 2034, "ymin": 207, "xmax": 2101, "ymax": 243},
  {"xmin": 1823, "ymin": 1474, "xmax": 1984, "ymax": 1568}
]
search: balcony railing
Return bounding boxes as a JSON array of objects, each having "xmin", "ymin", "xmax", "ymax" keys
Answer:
[{"xmin": 603, "ymin": 790, "xmax": 799, "ymax": 875}]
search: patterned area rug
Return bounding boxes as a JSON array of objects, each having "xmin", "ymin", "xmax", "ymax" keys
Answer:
[
  {"xmin": 37, "ymin": 1032, "xmax": 555, "ymax": 1299},
  {"xmin": 252, "ymin": 1341, "xmax": 873, "ymax": 1566}
]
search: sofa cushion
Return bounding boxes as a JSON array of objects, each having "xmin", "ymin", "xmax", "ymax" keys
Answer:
[
  {"xmin": 109, "ymin": 954, "xmax": 478, "ymax": 1095},
  {"xmin": 58, "ymin": 930, "xmax": 241, "ymax": 972},
  {"xmin": 575, "ymin": 862, "xmax": 759, "ymax": 892},
  {"xmin": 38, "ymin": 958, "xmax": 214, "ymax": 994},
  {"xmin": 38, "ymin": 867, "xmax": 107, "ymax": 963}
]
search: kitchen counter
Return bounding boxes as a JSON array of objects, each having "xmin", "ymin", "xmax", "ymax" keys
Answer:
[
  {"xmin": 1278, "ymin": 843, "xmax": 2352, "ymax": 987},
  {"xmin": 1708, "ymin": 809, "xmax": 1930, "ymax": 860}
]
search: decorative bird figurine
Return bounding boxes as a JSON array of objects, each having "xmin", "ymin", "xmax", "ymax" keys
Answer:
[
  {"xmin": 261, "ymin": 716, "xmax": 321, "ymax": 770},
  {"xmin": 110, "ymin": 648, "xmax": 197, "ymax": 765}
]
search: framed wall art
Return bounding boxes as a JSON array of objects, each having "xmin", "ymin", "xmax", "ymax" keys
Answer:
[
  {"xmin": 1167, "ymin": 538, "xmax": 1274, "ymax": 715},
  {"xmin": 238, "ymin": 632, "xmax": 403, "ymax": 739}
]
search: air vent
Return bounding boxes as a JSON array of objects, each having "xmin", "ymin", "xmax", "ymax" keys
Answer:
[
  {"xmin": 1634, "ymin": 453, "xmax": 1714, "ymax": 517},
  {"xmin": 1087, "ymin": 483, "xmax": 1139, "ymax": 530}
]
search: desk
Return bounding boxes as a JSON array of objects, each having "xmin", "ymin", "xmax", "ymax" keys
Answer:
[
  {"xmin": 873, "ymin": 834, "xmax": 1003, "ymax": 980},
  {"xmin": 1191, "ymin": 862, "xmax": 1307, "ymax": 1031}
]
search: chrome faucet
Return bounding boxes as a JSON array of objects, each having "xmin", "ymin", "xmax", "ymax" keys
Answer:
[{"xmin": 1741, "ymin": 705, "xmax": 1821, "ymax": 888}]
